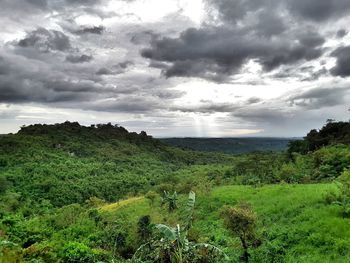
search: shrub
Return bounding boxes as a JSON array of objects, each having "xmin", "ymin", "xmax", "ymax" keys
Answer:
[
  {"xmin": 59, "ymin": 242, "xmax": 95, "ymax": 263},
  {"xmin": 137, "ymin": 215, "xmax": 152, "ymax": 242},
  {"xmin": 145, "ymin": 191, "xmax": 158, "ymax": 206},
  {"xmin": 222, "ymin": 202, "xmax": 260, "ymax": 263},
  {"xmin": 333, "ymin": 169, "xmax": 350, "ymax": 217}
]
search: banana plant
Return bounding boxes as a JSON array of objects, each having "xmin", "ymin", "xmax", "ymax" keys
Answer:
[{"xmin": 132, "ymin": 191, "xmax": 227, "ymax": 263}]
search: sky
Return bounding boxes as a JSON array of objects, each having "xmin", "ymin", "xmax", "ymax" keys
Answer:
[{"xmin": 0, "ymin": 0, "xmax": 349, "ymax": 137}]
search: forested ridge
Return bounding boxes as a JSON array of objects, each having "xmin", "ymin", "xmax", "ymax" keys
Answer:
[{"xmin": 1, "ymin": 121, "xmax": 350, "ymax": 262}]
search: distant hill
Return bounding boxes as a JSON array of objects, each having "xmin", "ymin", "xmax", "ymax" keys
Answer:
[
  {"xmin": 0, "ymin": 122, "xmax": 234, "ymax": 207},
  {"xmin": 160, "ymin": 137, "xmax": 297, "ymax": 154}
]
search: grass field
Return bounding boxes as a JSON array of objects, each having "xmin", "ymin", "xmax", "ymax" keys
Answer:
[{"xmin": 102, "ymin": 183, "xmax": 350, "ymax": 262}]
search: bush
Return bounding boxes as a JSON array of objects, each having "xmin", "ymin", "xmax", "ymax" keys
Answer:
[
  {"xmin": 222, "ymin": 202, "xmax": 260, "ymax": 263},
  {"xmin": 59, "ymin": 242, "xmax": 96, "ymax": 263},
  {"xmin": 145, "ymin": 191, "xmax": 158, "ymax": 206}
]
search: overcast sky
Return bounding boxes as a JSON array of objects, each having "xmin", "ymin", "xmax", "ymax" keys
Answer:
[{"xmin": 0, "ymin": 0, "xmax": 349, "ymax": 137}]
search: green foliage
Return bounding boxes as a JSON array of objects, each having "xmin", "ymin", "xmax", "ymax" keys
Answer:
[
  {"xmin": 161, "ymin": 137, "xmax": 292, "ymax": 154},
  {"xmin": 145, "ymin": 191, "xmax": 158, "ymax": 206},
  {"xmin": 59, "ymin": 242, "xmax": 96, "ymax": 263},
  {"xmin": 133, "ymin": 192, "xmax": 226, "ymax": 263},
  {"xmin": 288, "ymin": 121, "xmax": 350, "ymax": 154},
  {"xmin": 0, "ymin": 122, "xmax": 235, "ymax": 207},
  {"xmin": 162, "ymin": 191, "xmax": 179, "ymax": 212},
  {"xmin": 222, "ymin": 202, "xmax": 259, "ymax": 263},
  {"xmin": 332, "ymin": 169, "xmax": 350, "ymax": 217},
  {"xmin": 1, "ymin": 121, "xmax": 350, "ymax": 262},
  {"xmin": 0, "ymin": 176, "xmax": 9, "ymax": 194},
  {"xmin": 137, "ymin": 215, "xmax": 153, "ymax": 242},
  {"xmin": 0, "ymin": 240, "xmax": 23, "ymax": 263}
]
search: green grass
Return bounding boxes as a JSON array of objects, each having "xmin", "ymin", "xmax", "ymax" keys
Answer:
[{"xmin": 104, "ymin": 183, "xmax": 350, "ymax": 262}]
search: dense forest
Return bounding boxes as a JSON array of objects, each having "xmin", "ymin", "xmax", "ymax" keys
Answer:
[
  {"xmin": 160, "ymin": 137, "xmax": 294, "ymax": 154},
  {"xmin": 1, "ymin": 121, "xmax": 350, "ymax": 262}
]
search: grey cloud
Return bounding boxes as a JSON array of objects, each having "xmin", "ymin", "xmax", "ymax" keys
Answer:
[
  {"xmin": 0, "ymin": 0, "xmax": 48, "ymax": 15},
  {"xmin": 171, "ymin": 97, "xmax": 263, "ymax": 114},
  {"xmin": 118, "ymin": 61, "xmax": 133, "ymax": 69},
  {"xmin": 0, "ymin": 53, "xmax": 106, "ymax": 104},
  {"xmin": 18, "ymin": 28, "xmax": 71, "ymax": 52},
  {"xmin": 142, "ymin": 27, "xmax": 325, "ymax": 82},
  {"xmin": 0, "ymin": 107, "xmax": 20, "ymax": 120},
  {"xmin": 141, "ymin": 0, "xmax": 343, "ymax": 82},
  {"xmin": 287, "ymin": 87, "xmax": 350, "ymax": 109},
  {"xmin": 331, "ymin": 46, "xmax": 350, "ymax": 77},
  {"xmin": 206, "ymin": 0, "xmax": 350, "ymax": 23},
  {"xmin": 0, "ymin": 49, "xmax": 182, "ymax": 114},
  {"xmin": 247, "ymin": 97, "xmax": 262, "ymax": 104},
  {"xmin": 286, "ymin": 0, "xmax": 350, "ymax": 21},
  {"xmin": 336, "ymin": 29, "xmax": 347, "ymax": 38},
  {"xmin": 298, "ymin": 31, "xmax": 325, "ymax": 47},
  {"xmin": 253, "ymin": 11, "xmax": 287, "ymax": 37},
  {"xmin": 66, "ymin": 54, "xmax": 93, "ymax": 63},
  {"xmin": 301, "ymin": 67, "xmax": 328, "ymax": 81},
  {"xmin": 233, "ymin": 108, "xmax": 291, "ymax": 124},
  {"xmin": 75, "ymin": 26, "xmax": 105, "ymax": 35},
  {"xmin": 25, "ymin": 0, "xmax": 47, "ymax": 8},
  {"xmin": 87, "ymin": 97, "xmax": 165, "ymax": 113},
  {"xmin": 130, "ymin": 30, "xmax": 158, "ymax": 45},
  {"xmin": 171, "ymin": 101, "xmax": 240, "ymax": 113},
  {"xmin": 151, "ymin": 90, "xmax": 185, "ymax": 100},
  {"xmin": 64, "ymin": 0, "xmax": 100, "ymax": 5},
  {"xmin": 96, "ymin": 61, "xmax": 133, "ymax": 75},
  {"xmin": 96, "ymin": 67, "xmax": 113, "ymax": 75}
]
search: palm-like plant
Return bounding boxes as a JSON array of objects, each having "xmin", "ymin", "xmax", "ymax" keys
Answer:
[{"xmin": 132, "ymin": 191, "xmax": 227, "ymax": 263}]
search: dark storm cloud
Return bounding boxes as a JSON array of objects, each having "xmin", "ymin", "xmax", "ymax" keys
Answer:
[
  {"xmin": 66, "ymin": 54, "xmax": 93, "ymax": 63},
  {"xmin": 0, "ymin": 46, "xmax": 181, "ymax": 114},
  {"xmin": 0, "ymin": 0, "xmax": 48, "ymax": 14},
  {"xmin": 140, "ymin": 0, "xmax": 350, "ymax": 82},
  {"xmin": 0, "ymin": 53, "xmax": 108, "ymax": 104},
  {"xmin": 336, "ymin": 29, "xmax": 347, "ymax": 38},
  {"xmin": 286, "ymin": 0, "xmax": 350, "ymax": 21},
  {"xmin": 75, "ymin": 26, "xmax": 105, "ymax": 35},
  {"xmin": 330, "ymin": 46, "xmax": 350, "ymax": 77},
  {"xmin": 142, "ymin": 27, "xmax": 325, "ymax": 82},
  {"xmin": 96, "ymin": 61, "xmax": 133, "ymax": 75},
  {"xmin": 206, "ymin": 0, "xmax": 350, "ymax": 23},
  {"xmin": 64, "ymin": 0, "xmax": 100, "ymax": 6},
  {"xmin": 287, "ymin": 87, "xmax": 350, "ymax": 109},
  {"xmin": 96, "ymin": 67, "xmax": 113, "ymax": 75},
  {"xmin": 18, "ymin": 28, "xmax": 71, "ymax": 52},
  {"xmin": 88, "ymin": 97, "xmax": 165, "ymax": 113}
]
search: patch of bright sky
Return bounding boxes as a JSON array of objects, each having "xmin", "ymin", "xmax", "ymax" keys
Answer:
[
  {"xmin": 104, "ymin": 0, "xmax": 204, "ymax": 24},
  {"xmin": 174, "ymin": 78, "xmax": 299, "ymax": 106}
]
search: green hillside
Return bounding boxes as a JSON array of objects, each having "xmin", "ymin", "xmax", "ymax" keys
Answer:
[
  {"xmin": 1, "ymin": 121, "xmax": 350, "ymax": 262},
  {"xmin": 100, "ymin": 183, "xmax": 349, "ymax": 263}
]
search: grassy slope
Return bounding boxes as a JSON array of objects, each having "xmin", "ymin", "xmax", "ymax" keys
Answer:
[{"xmin": 102, "ymin": 183, "xmax": 350, "ymax": 263}]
